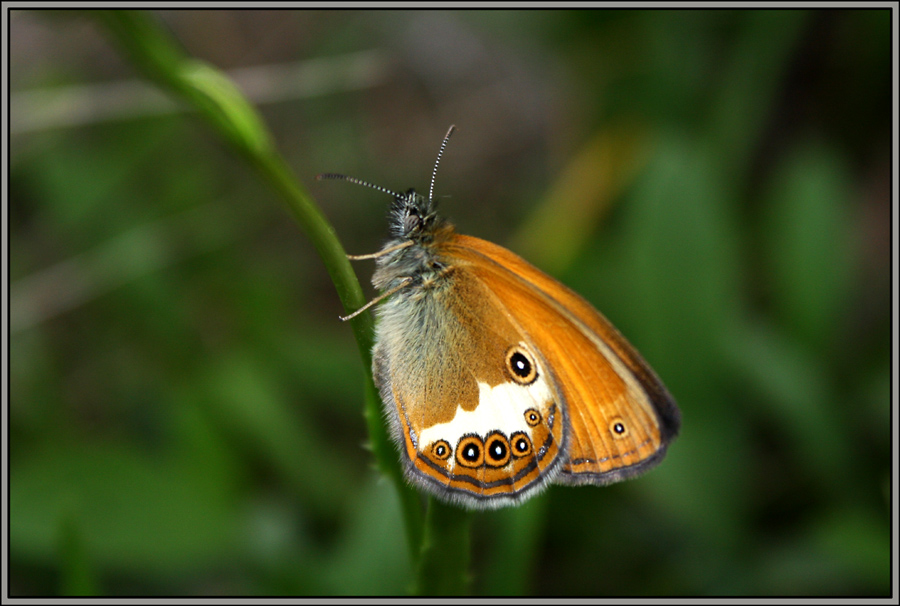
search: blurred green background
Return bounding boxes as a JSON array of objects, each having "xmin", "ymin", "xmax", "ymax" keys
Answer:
[{"xmin": 9, "ymin": 9, "xmax": 892, "ymax": 597}]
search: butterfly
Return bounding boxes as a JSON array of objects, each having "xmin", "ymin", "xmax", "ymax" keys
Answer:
[{"xmin": 319, "ymin": 126, "xmax": 680, "ymax": 509}]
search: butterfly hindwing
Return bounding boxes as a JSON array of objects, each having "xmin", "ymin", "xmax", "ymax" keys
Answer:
[{"xmin": 373, "ymin": 258, "xmax": 566, "ymax": 507}]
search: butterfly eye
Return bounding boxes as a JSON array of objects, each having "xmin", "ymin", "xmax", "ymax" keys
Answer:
[
  {"xmin": 505, "ymin": 346, "xmax": 538, "ymax": 385},
  {"xmin": 456, "ymin": 435, "xmax": 485, "ymax": 468},
  {"xmin": 484, "ymin": 432, "xmax": 511, "ymax": 467},
  {"xmin": 524, "ymin": 408, "xmax": 542, "ymax": 427},
  {"xmin": 609, "ymin": 418, "xmax": 629, "ymax": 439},
  {"xmin": 510, "ymin": 432, "xmax": 533, "ymax": 458},
  {"xmin": 431, "ymin": 440, "xmax": 452, "ymax": 460}
]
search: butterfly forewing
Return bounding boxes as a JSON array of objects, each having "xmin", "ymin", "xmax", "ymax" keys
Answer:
[{"xmin": 446, "ymin": 234, "xmax": 680, "ymax": 485}]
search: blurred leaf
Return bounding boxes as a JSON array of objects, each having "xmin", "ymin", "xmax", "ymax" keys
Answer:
[
  {"xmin": 761, "ymin": 140, "xmax": 855, "ymax": 349},
  {"xmin": 57, "ymin": 517, "xmax": 100, "ymax": 596},
  {"xmin": 11, "ymin": 429, "xmax": 240, "ymax": 575},
  {"xmin": 510, "ymin": 121, "xmax": 650, "ymax": 273},
  {"xmin": 192, "ymin": 350, "xmax": 359, "ymax": 513},
  {"xmin": 273, "ymin": 324, "xmax": 363, "ymax": 410},
  {"xmin": 706, "ymin": 9, "xmax": 808, "ymax": 180},
  {"xmin": 722, "ymin": 318, "xmax": 855, "ymax": 489},
  {"xmin": 318, "ymin": 477, "xmax": 411, "ymax": 594},
  {"xmin": 26, "ymin": 121, "xmax": 178, "ymax": 239},
  {"xmin": 855, "ymin": 360, "xmax": 891, "ymax": 445},
  {"xmin": 11, "ymin": 200, "xmax": 247, "ymax": 334},
  {"xmin": 812, "ymin": 505, "xmax": 890, "ymax": 594},
  {"xmin": 752, "ymin": 504, "xmax": 890, "ymax": 595}
]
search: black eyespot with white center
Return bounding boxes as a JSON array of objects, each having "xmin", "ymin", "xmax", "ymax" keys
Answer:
[
  {"xmin": 484, "ymin": 432, "xmax": 511, "ymax": 467},
  {"xmin": 510, "ymin": 432, "xmax": 533, "ymax": 458},
  {"xmin": 431, "ymin": 440, "xmax": 452, "ymax": 460},
  {"xmin": 524, "ymin": 408, "xmax": 542, "ymax": 427},
  {"xmin": 505, "ymin": 345, "xmax": 538, "ymax": 385},
  {"xmin": 609, "ymin": 417, "xmax": 629, "ymax": 439},
  {"xmin": 456, "ymin": 435, "xmax": 485, "ymax": 468}
]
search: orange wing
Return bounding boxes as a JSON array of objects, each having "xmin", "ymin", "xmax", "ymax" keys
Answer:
[{"xmin": 446, "ymin": 234, "xmax": 680, "ymax": 485}]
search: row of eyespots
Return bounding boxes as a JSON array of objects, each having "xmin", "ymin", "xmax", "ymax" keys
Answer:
[{"xmin": 430, "ymin": 407, "xmax": 544, "ymax": 469}]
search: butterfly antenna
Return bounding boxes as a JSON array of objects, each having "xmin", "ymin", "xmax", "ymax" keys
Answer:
[
  {"xmin": 316, "ymin": 173, "xmax": 401, "ymax": 198},
  {"xmin": 429, "ymin": 124, "xmax": 456, "ymax": 204}
]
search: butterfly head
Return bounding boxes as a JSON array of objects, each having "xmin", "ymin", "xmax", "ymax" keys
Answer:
[
  {"xmin": 388, "ymin": 188, "xmax": 446, "ymax": 243},
  {"xmin": 388, "ymin": 124, "xmax": 457, "ymax": 243},
  {"xmin": 318, "ymin": 126, "xmax": 459, "ymax": 289}
]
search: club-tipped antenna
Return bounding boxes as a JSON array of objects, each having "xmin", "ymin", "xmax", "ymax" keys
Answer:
[
  {"xmin": 429, "ymin": 125, "xmax": 456, "ymax": 204},
  {"xmin": 316, "ymin": 173, "xmax": 401, "ymax": 198}
]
